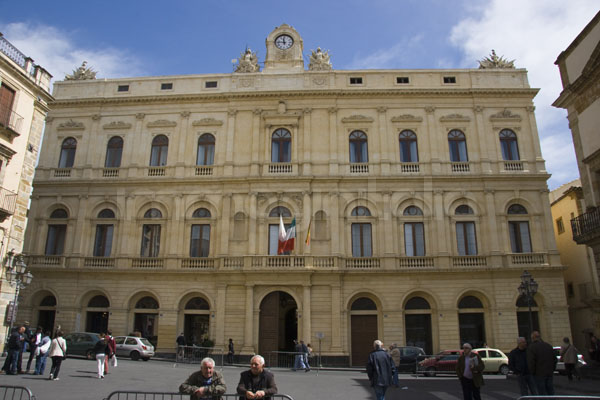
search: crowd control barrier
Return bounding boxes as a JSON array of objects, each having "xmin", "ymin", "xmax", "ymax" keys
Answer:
[
  {"xmin": 265, "ymin": 351, "xmax": 310, "ymax": 369},
  {"xmin": 104, "ymin": 392, "xmax": 293, "ymax": 400},
  {"xmin": 0, "ymin": 385, "xmax": 36, "ymax": 400},
  {"xmin": 175, "ymin": 345, "xmax": 224, "ymax": 366},
  {"xmin": 518, "ymin": 397, "xmax": 600, "ymax": 400}
]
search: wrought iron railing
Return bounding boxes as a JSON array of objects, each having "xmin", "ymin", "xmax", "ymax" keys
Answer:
[
  {"xmin": 0, "ymin": 186, "xmax": 17, "ymax": 216},
  {"xmin": 0, "ymin": 104, "xmax": 24, "ymax": 135},
  {"xmin": 572, "ymin": 208, "xmax": 600, "ymax": 244}
]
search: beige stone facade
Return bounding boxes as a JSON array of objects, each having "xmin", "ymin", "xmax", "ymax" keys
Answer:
[
  {"xmin": 20, "ymin": 24, "xmax": 568, "ymax": 364},
  {"xmin": 0, "ymin": 33, "xmax": 52, "ymax": 349}
]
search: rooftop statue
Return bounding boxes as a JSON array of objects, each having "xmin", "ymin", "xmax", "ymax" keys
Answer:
[
  {"xmin": 308, "ymin": 47, "xmax": 332, "ymax": 71},
  {"xmin": 478, "ymin": 50, "xmax": 515, "ymax": 69},
  {"xmin": 235, "ymin": 48, "xmax": 260, "ymax": 73},
  {"xmin": 65, "ymin": 61, "xmax": 97, "ymax": 80}
]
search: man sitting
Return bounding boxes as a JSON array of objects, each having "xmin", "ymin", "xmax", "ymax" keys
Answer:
[
  {"xmin": 180, "ymin": 357, "xmax": 226, "ymax": 399},
  {"xmin": 237, "ymin": 355, "xmax": 278, "ymax": 399}
]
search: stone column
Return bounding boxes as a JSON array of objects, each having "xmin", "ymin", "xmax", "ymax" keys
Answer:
[
  {"xmin": 171, "ymin": 194, "xmax": 184, "ymax": 256},
  {"xmin": 70, "ymin": 194, "xmax": 89, "ymax": 257},
  {"xmin": 220, "ymin": 194, "xmax": 231, "ymax": 255},
  {"xmin": 331, "ymin": 283, "xmax": 342, "ymax": 352},
  {"xmin": 84, "ymin": 114, "xmax": 101, "ymax": 179},
  {"xmin": 433, "ymin": 190, "xmax": 447, "ymax": 256},
  {"xmin": 248, "ymin": 192, "xmax": 257, "ymax": 254},
  {"xmin": 382, "ymin": 191, "xmax": 394, "ymax": 256},
  {"xmin": 302, "ymin": 285, "xmax": 311, "ymax": 342},
  {"xmin": 120, "ymin": 195, "xmax": 137, "ymax": 257},
  {"xmin": 251, "ymin": 109, "xmax": 261, "ymax": 176},
  {"xmin": 484, "ymin": 189, "xmax": 501, "ymax": 255},
  {"xmin": 377, "ymin": 107, "xmax": 389, "ymax": 175},
  {"xmin": 330, "ymin": 192, "xmax": 340, "ymax": 255},
  {"xmin": 425, "ymin": 107, "xmax": 439, "ymax": 174},
  {"xmin": 127, "ymin": 113, "xmax": 146, "ymax": 176},
  {"xmin": 302, "ymin": 108, "xmax": 312, "ymax": 176},
  {"xmin": 215, "ymin": 284, "xmax": 227, "ymax": 348},
  {"xmin": 474, "ymin": 106, "xmax": 492, "ymax": 174},
  {"xmin": 224, "ymin": 109, "xmax": 237, "ymax": 176},
  {"xmin": 242, "ymin": 284, "xmax": 254, "ymax": 354},
  {"xmin": 176, "ymin": 111, "xmax": 190, "ymax": 176},
  {"xmin": 328, "ymin": 108, "xmax": 339, "ymax": 175}
]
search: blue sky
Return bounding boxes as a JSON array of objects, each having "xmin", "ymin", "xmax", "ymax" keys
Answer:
[{"xmin": 2, "ymin": 0, "xmax": 598, "ymax": 189}]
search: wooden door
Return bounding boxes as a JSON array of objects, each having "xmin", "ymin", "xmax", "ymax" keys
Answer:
[
  {"xmin": 351, "ymin": 314, "xmax": 378, "ymax": 366},
  {"xmin": 259, "ymin": 292, "xmax": 280, "ymax": 360}
]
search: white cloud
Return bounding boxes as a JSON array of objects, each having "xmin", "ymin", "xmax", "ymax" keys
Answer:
[
  {"xmin": 449, "ymin": 0, "xmax": 598, "ymax": 189},
  {"xmin": 3, "ymin": 22, "xmax": 145, "ymax": 84},
  {"xmin": 347, "ymin": 35, "xmax": 424, "ymax": 69}
]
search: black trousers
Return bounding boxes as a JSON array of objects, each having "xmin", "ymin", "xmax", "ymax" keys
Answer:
[
  {"xmin": 49, "ymin": 356, "xmax": 63, "ymax": 378},
  {"xmin": 460, "ymin": 377, "xmax": 481, "ymax": 400}
]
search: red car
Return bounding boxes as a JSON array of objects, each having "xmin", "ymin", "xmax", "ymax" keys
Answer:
[{"xmin": 419, "ymin": 350, "xmax": 462, "ymax": 377}]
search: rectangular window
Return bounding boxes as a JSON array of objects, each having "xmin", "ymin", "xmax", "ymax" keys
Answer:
[
  {"xmin": 0, "ymin": 83, "xmax": 16, "ymax": 127},
  {"xmin": 205, "ymin": 81, "xmax": 218, "ymax": 88},
  {"xmin": 456, "ymin": 222, "xmax": 477, "ymax": 255},
  {"xmin": 396, "ymin": 77, "xmax": 409, "ymax": 84},
  {"xmin": 349, "ymin": 77, "xmax": 363, "ymax": 85},
  {"xmin": 117, "ymin": 85, "xmax": 129, "ymax": 92},
  {"xmin": 269, "ymin": 223, "xmax": 291, "ymax": 255},
  {"xmin": 404, "ymin": 223, "xmax": 425, "ymax": 256},
  {"xmin": 351, "ymin": 223, "xmax": 372, "ymax": 257},
  {"xmin": 160, "ymin": 83, "xmax": 173, "ymax": 90},
  {"xmin": 567, "ymin": 282, "xmax": 574, "ymax": 298},
  {"xmin": 93, "ymin": 224, "xmax": 114, "ymax": 257},
  {"xmin": 190, "ymin": 224, "xmax": 211, "ymax": 257},
  {"xmin": 140, "ymin": 224, "xmax": 161, "ymax": 257},
  {"xmin": 45, "ymin": 225, "xmax": 67, "ymax": 255},
  {"xmin": 443, "ymin": 76, "xmax": 456, "ymax": 84},
  {"xmin": 509, "ymin": 221, "xmax": 532, "ymax": 253},
  {"xmin": 556, "ymin": 217, "xmax": 565, "ymax": 234}
]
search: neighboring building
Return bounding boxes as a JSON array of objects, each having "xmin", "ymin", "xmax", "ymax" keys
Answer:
[
  {"xmin": 553, "ymin": 11, "xmax": 600, "ymax": 348},
  {"xmin": 550, "ymin": 179, "xmax": 599, "ymax": 352},
  {"xmin": 0, "ymin": 33, "xmax": 53, "ymax": 349},
  {"xmin": 20, "ymin": 24, "xmax": 568, "ymax": 365}
]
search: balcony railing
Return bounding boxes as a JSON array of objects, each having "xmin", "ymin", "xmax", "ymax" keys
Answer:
[
  {"xmin": 451, "ymin": 162, "xmax": 470, "ymax": 173},
  {"xmin": 572, "ymin": 208, "xmax": 600, "ymax": 244},
  {"xmin": 0, "ymin": 105, "xmax": 24, "ymax": 137},
  {"xmin": 349, "ymin": 163, "xmax": 369, "ymax": 174},
  {"xmin": 0, "ymin": 187, "xmax": 17, "ymax": 220}
]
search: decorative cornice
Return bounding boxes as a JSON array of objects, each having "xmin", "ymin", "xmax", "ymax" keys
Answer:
[
  {"xmin": 57, "ymin": 119, "xmax": 85, "ymax": 130},
  {"xmin": 439, "ymin": 113, "xmax": 470, "ymax": 122},
  {"xmin": 192, "ymin": 118, "xmax": 224, "ymax": 127},
  {"xmin": 390, "ymin": 114, "xmax": 423, "ymax": 123},
  {"xmin": 136, "ymin": 113, "xmax": 145, "ymax": 120},
  {"xmin": 341, "ymin": 114, "xmax": 374, "ymax": 123},
  {"xmin": 147, "ymin": 119, "xmax": 177, "ymax": 128},
  {"xmin": 489, "ymin": 109, "xmax": 522, "ymax": 122},
  {"xmin": 180, "ymin": 111, "xmax": 190, "ymax": 118},
  {"xmin": 103, "ymin": 121, "xmax": 132, "ymax": 130}
]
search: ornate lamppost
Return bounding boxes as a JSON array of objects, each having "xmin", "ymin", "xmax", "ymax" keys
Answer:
[
  {"xmin": 518, "ymin": 270, "xmax": 538, "ymax": 339},
  {"xmin": 4, "ymin": 250, "xmax": 33, "ymax": 335}
]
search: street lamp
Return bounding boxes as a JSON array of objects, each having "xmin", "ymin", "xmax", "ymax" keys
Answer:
[
  {"xmin": 518, "ymin": 270, "xmax": 538, "ymax": 339},
  {"xmin": 4, "ymin": 250, "xmax": 33, "ymax": 335}
]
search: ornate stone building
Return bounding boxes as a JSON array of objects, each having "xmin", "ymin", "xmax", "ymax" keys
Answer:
[
  {"xmin": 0, "ymin": 33, "xmax": 52, "ymax": 349},
  {"xmin": 20, "ymin": 24, "xmax": 568, "ymax": 365}
]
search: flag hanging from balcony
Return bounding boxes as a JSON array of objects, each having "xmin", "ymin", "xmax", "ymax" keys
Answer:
[
  {"xmin": 278, "ymin": 216, "xmax": 296, "ymax": 254},
  {"xmin": 305, "ymin": 218, "xmax": 312, "ymax": 246}
]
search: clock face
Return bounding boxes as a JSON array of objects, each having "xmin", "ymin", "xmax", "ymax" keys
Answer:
[{"xmin": 275, "ymin": 34, "xmax": 294, "ymax": 50}]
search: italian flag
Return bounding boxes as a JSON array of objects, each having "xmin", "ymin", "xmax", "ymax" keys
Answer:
[{"xmin": 278, "ymin": 216, "xmax": 296, "ymax": 255}]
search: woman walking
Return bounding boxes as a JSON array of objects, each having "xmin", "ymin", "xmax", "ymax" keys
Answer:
[
  {"xmin": 94, "ymin": 333, "xmax": 108, "ymax": 379},
  {"xmin": 47, "ymin": 330, "xmax": 67, "ymax": 381}
]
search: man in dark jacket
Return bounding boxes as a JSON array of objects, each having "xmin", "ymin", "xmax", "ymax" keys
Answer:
[
  {"xmin": 527, "ymin": 331, "xmax": 557, "ymax": 395},
  {"xmin": 366, "ymin": 340, "xmax": 394, "ymax": 400},
  {"xmin": 456, "ymin": 343, "xmax": 485, "ymax": 400},
  {"xmin": 509, "ymin": 337, "xmax": 536, "ymax": 395},
  {"xmin": 6, "ymin": 326, "xmax": 26, "ymax": 375},
  {"xmin": 236, "ymin": 355, "xmax": 277, "ymax": 399},
  {"xmin": 180, "ymin": 357, "xmax": 226, "ymax": 400}
]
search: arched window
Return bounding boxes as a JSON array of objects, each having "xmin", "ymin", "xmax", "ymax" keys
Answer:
[
  {"xmin": 403, "ymin": 206, "xmax": 423, "ymax": 216},
  {"xmin": 455, "ymin": 205, "xmax": 474, "ymax": 215},
  {"xmin": 86, "ymin": 295, "xmax": 110, "ymax": 333},
  {"xmin": 500, "ymin": 129, "xmax": 520, "ymax": 161},
  {"xmin": 403, "ymin": 206, "xmax": 425, "ymax": 257},
  {"xmin": 135, "ymin": 296, "xmax": 159, "ymax": 309},
  {"xmin": 88, "ymin": 295, "xmax": 110, "ymax": 308},
  {"xmin": 458, "ymin": 296, "xmax": 483, "ymax": 308},
  {"xmin": 448, "ymin": 130, "xmax": 468, "ymax": 162},
  {"xmin": 508, "ymin": 204, "xmax": 531, "ymax": 253},
  {"xmin": 455, "ymin": 205, "xmax": 476, "ymax": 255},
  {"xmin": 144, "ymin": 208, "xmax": 163, "ymax": 218},
  {"xmin": 399, "ymin": 130, "xmax": 418, "ymax": 162},
  {"xmin": 405, "ymin": 297, "xmax": 431, "ymax": 310},
  {"xmin": 185, "ymin": 297, "xmax": 210, "ymax": 310},
  {"xmin": 94, "ymin": 209, "xmax": 115, "ymax": 257},
  {"xmin": 351, "ymin": 206, "xmax": 372, "ymax": 257},
  {"xmin": 349, "ymin": 131, "xmax": 368, "ymax": 163},
  {"xmin": 58, "ymin": 137, "xmax": 77, "ymax": 168},
  {"xmin": 150, "ymin": 135, "xmax": 168, "ymax": 166},
  {"xmin": 271, "ymin": 128, "xmax": 291, "ymax": 163},
  {"xmin": 105, "ymin": 136, "xmax": 123, "ymax": 168},
  {"xmin": 46, "ymin": 209, "xmax": 68, "ymax": 255},
  {"xmin": 141, "ymin": 209, "xmax": 162, "ymax": 257},
  {"xmin": 351, "ymin": 297, "xmax": 377, "ymax": 310},
  {"xmin": 458, "ymin": 295, "xmax": 486, "ymax": 348},
  {"xmin": 508, "ymin": 204, "xmax": 528, "ymax": 214},
  {"xmin": 269, "ymin": 206, "xmax": 291, "ymax": 218},
  {"xmin": 50, "ymin": 209, "xmax": 68, "ymax": 219},
  {"xmin": 196, "ymin": 134, "xmax": 215, "ymax": 166},
  {"xmin": 190, "ymin": 208, "xmax": 211, "ymax": 257},
  {"xmin": 314, "ymin": 210, "xmax": 327, "ymax": 240},
  {"xmin": 40, "ymin": 296, "xmax": 57, "ymax": 307}
]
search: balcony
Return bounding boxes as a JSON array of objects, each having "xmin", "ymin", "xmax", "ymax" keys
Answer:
[
  {"xmin": 0, "ymin": 187, "xmax": 17, "ymax": 222},
  {"xmin": 572, "ymin": 208, "xmax": 600, "ymax": 245},
  {"xmin": 0, "ymin": 105, "xmax": 23, "ymax": 139}
]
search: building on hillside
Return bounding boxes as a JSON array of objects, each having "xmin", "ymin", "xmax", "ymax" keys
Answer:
[
  {"xmin": 0, "ymin": 33, "xmax": 53, "ymax": 349},
  {"xmin": 20, "ymin": 24, "xmax": 568, "ymax": 365},
  {"xmin": 549, "ymin": 179, "xmax": 599, "ymax": 352},
  {"xmin": 553, "ymin": 11, "xmax": 600, "ymax": 347}
]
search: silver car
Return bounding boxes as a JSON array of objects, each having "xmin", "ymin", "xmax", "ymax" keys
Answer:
[{"xmin": 114, "ymin": 336, "xmax": 155, "ymax": 361}]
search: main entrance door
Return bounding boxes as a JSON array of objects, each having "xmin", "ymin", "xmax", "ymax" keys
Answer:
[
  {"xmin": 350, "ymin": 297, "xmax": 379, "ymax": 366},
  {"xmin": 259, "ymin": 291, "xmax": 297, "ymax": 366}
]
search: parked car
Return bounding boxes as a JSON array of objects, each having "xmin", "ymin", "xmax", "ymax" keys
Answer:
[
  {"xmin": 115, "ymin": 336, "xmax": 155, "ymax": 361},
  {"xmin": 472, "ymin": 348, "xmax": 509, "ymax": 374},
  {"xmin": 63, "ymin": 332, "xmax": 101, "ymax": 359},
  {"xmin": 396, "ymin": 346, "xmax": 426, "ymax": 372},
  {"xmin": 419, "ymin": 350, "xmax": 462, "ymax": 377},
  {"xmin": 553, "ymin": 346, "xmax": 587, "ymax": 374}
]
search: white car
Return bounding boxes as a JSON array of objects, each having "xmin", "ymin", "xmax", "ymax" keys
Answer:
[
  {"xmin": 553, "ymin": 346, "xmax": 586, "ymax": 374},
  {"xmin": 472, "ymin": 348, "xmax": 510, "ymax": 374},
  {"xmin": 114, "ymin": 336, "xmax": 155, "ymax": 361}
]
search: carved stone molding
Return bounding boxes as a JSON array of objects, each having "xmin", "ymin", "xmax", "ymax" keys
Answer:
[
  {"xmin": 377, "ymin": 107, "xmax": 387, "ymax": 114},
  {"xmin": 313, "ymin": 77, "xmax": 327, "ymax": 86},
  {"xmin": 390, "ymin": 114, "xmax": 423, "ymax": 123},
  {"xmin": 473, "ymin": 106, "xmax": 484, "ymax": 113},
  {"xmin": 136, "ymin": 113, "xmax": 146, "ymax": 120},
  {"xmin": 328, "ymin": 107, "xmax": 338, "ymax": 114},
  {"xmin": 341, "ymin": 115, "xmax": 374, "ymax": 123},
  {"xmin": 192, "ymin": 118, "xmax": 224, "ymax": 127},
  {"xmin": 147, "ymin": 119, "xmax": 177, "ymax": 128},
  {"xmin": 180, "ymin": 111, "xmax": 191, "ymax": 118},
  {"xmin": 303, "ymin": 108, "xmax": 313, "ymax": 114},
  {"xmin": 253, "ymin": 108, "xmax": 263, "ymax": 115},
  {"xmin": 57, "ymin": 119, "xmax": 85, "ymax": 130},
  {"xmin": 91, "ymin": 114, "xmax": 101, "ymax": 121},
  {"xmin": 103, "ymin": 121, "xmax": 132, "ymax": 130},
  {"xmin": 45, "ymin": 116, "xmax": 54, "ymax": 123},
  {"xmin": 425, "ymin": 106, "xmax": 436, "ymax": 114},
  {"xmin": 489, "ymin": 109, "xmax": 522, "ymax": 122},
  {"xmin": 439, "ymin": 113, "xmax": 471, "ymax": 122},
  {"xmin": 526, "ymin": 106, "xmax": 535, "ymax": 112},
  {"xmin": 262, "ymin": 112, "xmax": 301, "ymax": 128},
  {"xmin": 228, "ymin": 109, "xmax": 238, "ymax": 116}
]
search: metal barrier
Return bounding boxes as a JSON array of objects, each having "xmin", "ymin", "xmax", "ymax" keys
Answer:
[
  {"xmin": 104, "ymin": 392, "xmax": 293, "ymax": 400},
  {"xmin": 265, "ymin": 351, "xmax": 310, "ymax": 369},
  {"xmin": 0, "ymin": 385, "xmax": 36, "ymax": 400},
  {"xmin": 175, "ymin": 346, "xmax": 225, "ymax": 366},
  {"xmin": 518, "ymin": 397, "xmax": 600, "ymax": 400}
]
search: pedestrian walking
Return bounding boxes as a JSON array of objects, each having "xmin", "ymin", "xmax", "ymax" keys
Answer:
[
  {"xmin": 227, "ymin": 338, "xmax": 234, "ymax": 364},
  {"xmin": 34, "ymin": 331, "xmax": 52, "ymax": 375},
  {"xmin": 104, "ymin": 329, "xmax": 117, "ymax": 374},
  {"xmin": 589, "ymin": 335, "xmax": 599, "ymax": 363},
  {"xmin": 94, "ymin": 332, "xmax": 108, "ymax": 379},
  {"xmin": 176, "ymin": 332, "xmax": 186, "ymax": 362},
  {"xmin": 26, "ymin": 326, "xmax": 42, "ymax": 373},
  {"xmin": 47, "ymin": 330, "xmax": 67, "ymax": 381},
  {"xmin": 456, "ymin": 343, "xmax": 484, "ymax": 400},
  {"xmin": 292, "ymin": 340, "xmax": 306, "ymax": 371},
  {"xmin": 301, "ymin": 340, "xmax": 310, "ymax": 372},
  {"xmin": 560, "ymin": 337, "xmax": 581, "ymax": 381},
  {"xmin": 180, "ymin": 357, "xmax": 226, "ymax": 399},
  {"xmin": 527, "ymin": 330, "xmax": 557, "ymax": 395},
  {"xmin": 236, "ymin": 355, "xmax": 278, "ymax": 400},
  {"xmin": 17, "ymin": 321, "xmax": 33, "ymax": 373},
  {"xmin": 366, "ymin": 339, "xmax": 394, "ymax": 400},
  {"xmin": 389, "ymin": 343, "xmax": 400, "ymax": 387},
  {"xmin": 508, "ymin": 337, "xmax": 536, "ymax": 395}
]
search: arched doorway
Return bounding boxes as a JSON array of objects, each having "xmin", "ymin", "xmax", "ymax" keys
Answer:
[
  {"xmin": 86, "ymin": 295, "xmax": 110, "ymax": 333},
  {"xmin": 37, "ymin": 295, "xmax": 56, "ymax": 333},
  {"xmin": 133, "ymin": 296, "xmax": 159, "ymax": 347},
  {"xmin": 516, "ymin": 295, "xmax": 540, "ymax": 340},
  {"xmin": 350, "ymin": 297, "xmax": 378, "ymax": 366},
  {"xmin": 183, "ymin": 297, "xmax": 210, "ymax": 346},
  {"xmin": 458, "ymin": 295, "xmax": 486, "ymax": 348},
  {"xmin": 259, "ymin": 291, "xmax": 297, "ymax": 364},
  {"xmin": 404, "ymin": 296, "xmax": 432, "ymax": 354}
]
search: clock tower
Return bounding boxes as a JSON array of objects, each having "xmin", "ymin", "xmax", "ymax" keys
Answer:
[{"xmin": 264, "ymin": 24, "xmax": 304, "ymax": 72}]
